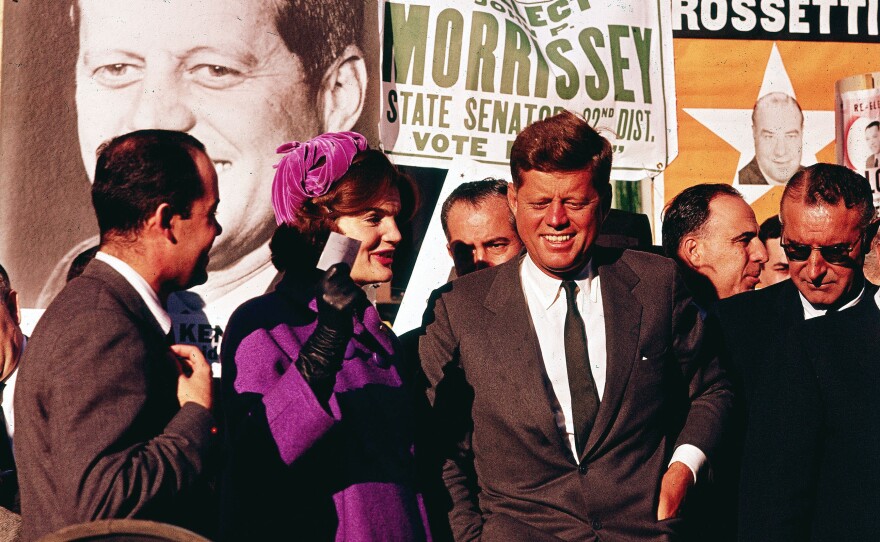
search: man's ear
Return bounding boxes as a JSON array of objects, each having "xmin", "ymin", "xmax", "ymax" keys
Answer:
[
  {"xmin": 679, "ymin": 237, "xmax": 701, "ymax": 269},
  {"xmin": 5, "ymin": 290, "xmax": 20, "ymax": 326},
  {"xmin": 150, "ymin": 203, "xmax": 177, "ymax": 242},
  {"xmin": 507, "ymin": 185, "xmax": 518, "ymax": 216},
  {"xmin": 319, "ymin": 45, "xmax": 368, "ymax": 133},
  {"xmin": 600, "ymin": 184, "xmax": 613, "ymax": 220}
]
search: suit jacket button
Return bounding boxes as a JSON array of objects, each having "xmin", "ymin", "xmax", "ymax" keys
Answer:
[
  {"xmin": 592, "ymin": 519, "xmax": 602, "ymax": 530},
  {"xmin": 578, "ymin": 464, "xmax": 588, "ymax": 474}
]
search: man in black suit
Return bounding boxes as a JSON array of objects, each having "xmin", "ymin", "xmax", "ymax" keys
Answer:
[
  {"xmin": 738, "ymin": 93, "xmax": 804, "ymax": 186},
  {"xmin": 716, "ymin": 163, "xmax": 876, "ymax": 542},
  {"xmin": 662, "ymin": 183, "xmax": 767, "ymax": 308},
  {"xmin": 0, "ymin": 264, "xmax": 24, "ymax": 527},
  {"xmin": 784, "ymin": 288, "xmax": 880, "ymax": 541},
  {"xmin": 15, "ymin": 130, "xmax": 220, "ymax": 540},
  {"xmin": 864, "ymin": 120, "xmax": 880, "ymax": 169},
  {"xmin": 419, "ymin": 111, "xmax": 731, "ymax": 541}
]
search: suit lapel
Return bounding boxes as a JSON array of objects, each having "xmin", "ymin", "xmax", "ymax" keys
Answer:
[
  {"xmin": 83, "ymin": 260, "xmax": 168, "ymax": 343},
  {"xmin": 583, "ymin": 250, "xmax": 641, "ymax": 458},
  {"xmin": 484, "ymin": 257, "xmax": 569, "ymax": 451}
]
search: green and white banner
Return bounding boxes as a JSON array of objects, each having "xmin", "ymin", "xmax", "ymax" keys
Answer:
[{"xmin": 379, "ymin": 0, "xmax": 677, "ymax": 180}]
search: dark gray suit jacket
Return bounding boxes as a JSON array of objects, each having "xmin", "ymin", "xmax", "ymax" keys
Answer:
[
  {"xmin": 419, "ymin": 248, "xmax": 731, "ymax": 541},
  {"xmin": 14, "ymin": 260, "xmax": 215, "ymax": 541},
  {"xmin": 716, "ymin": 279, "xmax": 878, "ymax": 542},
  {"xmin": 738, "ymin": 157, "xmax": 768, "ymax": 185},
  {"xmin": 795, "ymin": 296, "xmax": 880, "ymax": 541}
]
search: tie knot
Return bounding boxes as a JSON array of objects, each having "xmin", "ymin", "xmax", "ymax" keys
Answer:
[{"xmin": 562, "ymin": 280, "xmax": 579, "ymax": 302}]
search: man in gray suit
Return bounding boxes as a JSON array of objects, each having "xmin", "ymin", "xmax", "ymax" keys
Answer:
[
  {"xmin": 15, "ymin": 130, "xmax": 220, "ymax": 540},
  {"xmin": 419, "ymin": 111, "xmax": 732, "ymax": 541}
]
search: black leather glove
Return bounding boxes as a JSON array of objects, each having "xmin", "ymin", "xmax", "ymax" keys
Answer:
[{"xmin": 295, "ymin": 263, "xmax": 366, "ymax": 407}]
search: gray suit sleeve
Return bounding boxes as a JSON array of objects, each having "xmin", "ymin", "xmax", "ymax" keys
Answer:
[
  {"xmin": 670, "ymin": 267, "xmax": 733, "ymax": 464},
  {"xmin": 419, "ymin": 291, "xmax": 484, "ymax": 541},
  {"xmin": 49, "ymin": 309, "xmax": 214, "ymax": 521}
]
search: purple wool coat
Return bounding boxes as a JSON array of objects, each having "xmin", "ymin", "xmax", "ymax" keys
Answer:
[{"xmin": 219, "ymin": 275, "xmax": 430, "ymax": 541}]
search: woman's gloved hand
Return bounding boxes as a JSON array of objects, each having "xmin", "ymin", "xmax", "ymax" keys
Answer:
[{"xmin": 296, "ymin": 263, "xmax": 366, "ymax": 407}]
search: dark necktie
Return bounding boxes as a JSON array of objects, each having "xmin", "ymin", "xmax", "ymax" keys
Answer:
[
  {"xmin": 0, "ymin": 381, "xmax": 16, "ymax": 511},
  {"xmin": 562, "ymin": 281, "xmax": 600, "ymax": 458},
  {"xmin": 0, "ymin": 383, "xmax": 10, "ymax": 465}
]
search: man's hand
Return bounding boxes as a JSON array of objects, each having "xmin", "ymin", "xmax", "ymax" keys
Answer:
[
  {"xmin": 657, "ymin": 461, "xmax": 695, "ymax": 521},
  {"xmin": 171, "ymin": 344, "xmax": 213, "ymax": 411}
]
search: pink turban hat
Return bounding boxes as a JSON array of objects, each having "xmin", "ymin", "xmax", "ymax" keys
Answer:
[{"xmin": 271, "ymin": 131, "xmax": 369, "ymax": 225}]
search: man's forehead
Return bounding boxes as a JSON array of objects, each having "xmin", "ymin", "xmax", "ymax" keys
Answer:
[
  {"xmin": 449, "ymin": 198, "xmax": 511, "ymax": 231},
  {"xmin": 77, "ymin": 0, "xmax": 279, "ymax": 50},
  {"xmin": 782, "ymin": 199, "xmax": 863, "ymax": 234},
  {"xmin": 517, "ymin": 168, "xmax": 599, "ymax": 194},
  {"xmin": 754, "ymin": 103, "xmax": 802, "ymax": 128},
  {"xmin": 704, "ymin": 195, "xmax": 756, "ymax": 234}
]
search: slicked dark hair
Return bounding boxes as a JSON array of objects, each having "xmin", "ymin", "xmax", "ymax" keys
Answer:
[
  {"xmin": 781, "ymin": 163, "xmax": 875, "ymax": 230},
  {"xmin": 272, "ymin": 1, "xmax": 364, "ymax": 92},
  {"xmin": 440, "ymin": 178, "xmax": 513, "ymax": 240},
  {"xmin": 867, "ymin": 120, "xmax": 880, "ymax": 132},
  {"xmin": 758, "ymin": 215, "xmax": 782, "ymax": 244},
  {"xmin": 72, "ymin": 1, "xmax": 363, "ymax": 94},
  {"xmin": 91, "ymin": 130, "xmax": 207, "ymax": 239},
  {"xmin": 510, "ymin": 111, "xmax": 612, "ymax": 199},
  {"xmin": 662, "ymin": 183, "xmax": 742, "ymax": 259}
]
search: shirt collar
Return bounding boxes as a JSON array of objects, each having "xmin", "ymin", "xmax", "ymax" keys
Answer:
[
  {"xmin": 799, "ymin": 284, "xmax": 865, "ymax": 320},
  {"xmin": 95, "ymin": 252, "xmax": 172, "ymax": 334},
  {"xmin": 522, "ymin": 254, "xmax": 598, "ymax": 310}
]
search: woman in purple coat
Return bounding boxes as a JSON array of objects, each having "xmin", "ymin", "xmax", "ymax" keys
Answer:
[{"xmin": 219, "ymin": 132, "xmax": 428, "ymax": 541}]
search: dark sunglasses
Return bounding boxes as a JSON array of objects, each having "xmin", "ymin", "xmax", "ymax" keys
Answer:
[{"xmin": 779, "ymin": 236, "xmax": 860, "ymax": 264}]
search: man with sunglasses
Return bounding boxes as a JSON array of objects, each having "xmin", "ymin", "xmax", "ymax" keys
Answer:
[{"xmin": 716, "ymin": 163, "xmax": 876, "ymax": 541}]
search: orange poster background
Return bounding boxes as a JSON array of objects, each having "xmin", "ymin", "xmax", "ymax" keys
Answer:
[{"xmin": 667, "ymin": 39, "xmax": 880, "ymax": 223}]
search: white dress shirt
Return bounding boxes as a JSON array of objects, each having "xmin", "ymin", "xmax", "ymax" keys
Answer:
[
  {"xmin": 0, "ymin": 336, "xmax": 24, "ymax": 446},
  {"xmin": 520, "ymin": 255, "xmax": 705, "ymax": 480},
  {"xmin": 95, "ymin": 252, "xmax": 172, "ymax": 335},
  {"xmin": 800, "ymin": 284, "xmax": 865, "ymax": 320}
]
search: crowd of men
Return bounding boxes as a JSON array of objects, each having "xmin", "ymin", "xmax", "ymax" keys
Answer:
[{"xmin": 0, "ymin": 110, "xmax": 878, "ymax": 542}]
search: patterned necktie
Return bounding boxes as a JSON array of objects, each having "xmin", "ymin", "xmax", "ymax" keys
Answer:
[{"xmin": 562, "ymin": 281, "xmax": 600, "ymax": 457}]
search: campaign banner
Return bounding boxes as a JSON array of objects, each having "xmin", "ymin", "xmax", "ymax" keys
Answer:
[
  {"xmin": 665, "ymin": 0, "xmax": 880, "ymax": 226},
  {"xmin": 379, "ymin": 0, "xmax": 678, "ymax": 181},
  {"xmin": 836, "ymin": 72, "xmax": 880, "ymax": 209}
]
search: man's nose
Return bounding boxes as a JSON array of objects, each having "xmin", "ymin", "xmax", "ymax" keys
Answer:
[
  {"xmin": 805, "ymin": 250, "xmax": 828, "ymax": 283},
  {"xmin": 546, "ymin": 201, "xmax": 569, "ymax": 228},
  {"xmin": 474, "ymin": 246, "xmax": 488, "ymax": 266},
  {"xmin": 772, "ymin": 135, "xmax": 787, "ymax": 157},
  {"xmin": 750, "ymin": 238, "xmax": 768, "ymax": 264},
  {"xmin": 125, "ymin": 73, "xmax": 196, "ymax": 133}
]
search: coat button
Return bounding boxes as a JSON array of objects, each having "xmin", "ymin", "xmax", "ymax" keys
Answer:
[
  {"xmin": 592, "ymin": 519, "xmax": 602, "ymax": 530},
  {"xmin": 578, "ymin": 464, "xmax": 588, "ymax": 474}
]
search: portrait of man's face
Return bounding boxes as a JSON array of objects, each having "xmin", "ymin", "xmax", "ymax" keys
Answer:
[
  {"xmin": 752, "ymin": 96, "xmax": 803, "ymax": 185},
  {"xmin": 865, "ymin": 125, "xmax": 880, "ymax": 157},
  {"xmin": 75, "ymin": 0, "xmax": 355, "ymax": 273},
  {"xmin": 76, "ymin": 0, "xmax": 320, "ymax": 268}
]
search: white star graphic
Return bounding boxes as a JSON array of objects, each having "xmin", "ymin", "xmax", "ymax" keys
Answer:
[{"xmin": 682, "ymin": 43, "xmax": 835, "ymax": 203}]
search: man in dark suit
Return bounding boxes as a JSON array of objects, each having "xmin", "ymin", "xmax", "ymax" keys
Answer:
[
  {"xmin": 716, "ymin": 163, "xmax": 876, "ymax": 541},
  {"xmin": 864, "ymin": 120, "xmax": 880, "ymax": 169},
  {"xmin": 662, "ymin": 183, "xmax": 767, "ymax": 309},
  {"xmin": 782, "ymin": 290, "xmax": 880, "ymax": 541},
  {"xmin": 418, "ymin": 111, "xmax": 732, "ymax": 541},
  {"xmin": 0, "ymin": 263, "xmax": 24, "ymax": 533},
  {"xmin": 738, "ymin": 93, "xmax": 804, "ymax": 186},
  {"xmin": 14, "ymin": 130, "xmax": 220, "ymax": 540}
]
